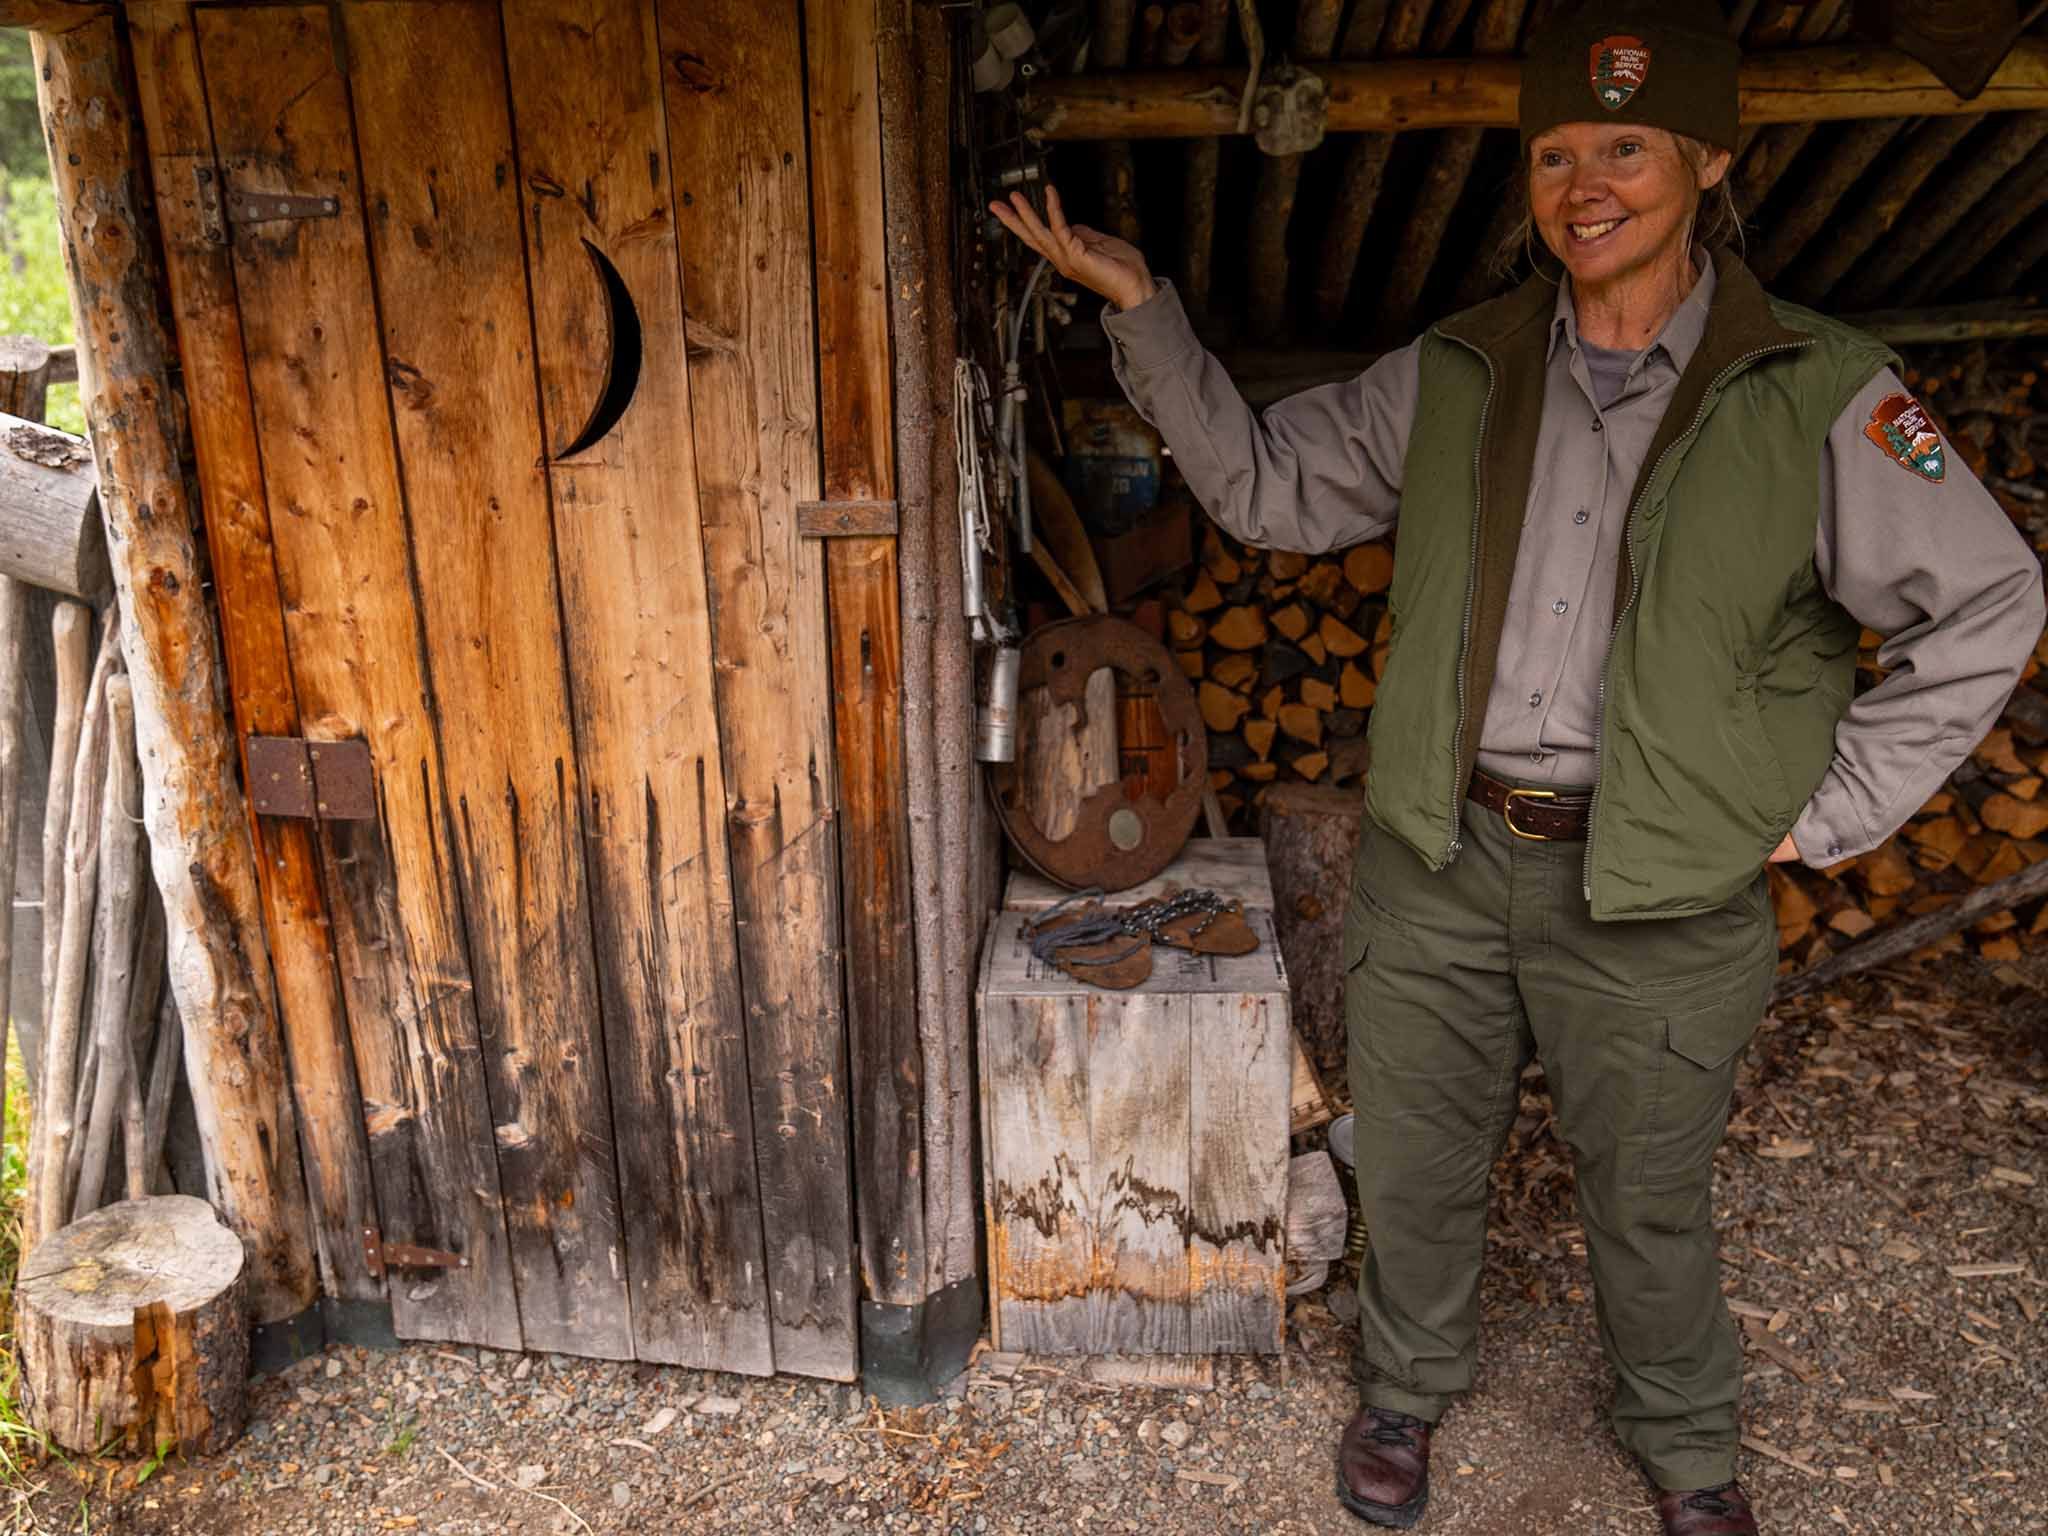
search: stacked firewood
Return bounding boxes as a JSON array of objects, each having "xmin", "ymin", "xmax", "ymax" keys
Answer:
[
  {"xmin": 1172, "ymin": 337, "xmax": 2048, "ymax": 964},
  {"xmin": 1172, "ymin": 526, "xmax": 1393, "ymax": 825}
]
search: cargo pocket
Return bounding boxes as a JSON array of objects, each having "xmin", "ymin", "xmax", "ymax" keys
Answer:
[{"xmin": 1640, "ymin": 985, "xmax": 1763, "ymax": 1192}]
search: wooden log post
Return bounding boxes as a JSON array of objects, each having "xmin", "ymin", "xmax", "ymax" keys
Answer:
[
  {"xmin": 1899, "ymin": 141, "xmax": 2048, "ymax": 303},
  {"xmin": 16, "ymin": 1194, "xmax": 247, "ymax": 1456},
  {"xmin": 3, "ymin": 337, "xmax": 63, "ymax": 1112},
  {"xmin": 1095, "ymin": 0, "xmax": 1143, "ymax": 245},
  {"xmin": 1786, "ymin": 113, "xmax": 1977, "ymax": 305},
  {"xmin": 1026, "ymin": 38, "xmax": 2048, "ymax": 140},
  {"xmin": 1244, "ymin": 0, "xmax": 1344, "ymax": 339},
  {"xmin": 1177, "ymin": 0, "xmax": 1232, "ymax": 321},
  {"xmin": 1310, "ymin": 0, "xmax": 1427, "ymax": 335},
  {"xmin": 34, "ymin": 601, "xmax": 92, "ymax": 1101},
  {"xmin": 71, "ymin": 674, "xmax": 142, "ymax": 1222},
  {"xmin": 31, "ymin": 615, "xmax": 114, "ymax": 1246},
  {"xmin": 33, "ymin": 15, "xmax": 318, "ymax": 1335},
  {"xmin": 1836, "ymin": 110, "xmax": 2048, "ymax": 308},
  {"xmin": 1373, "ymin": 0, "xmax": 1529, "ymax": 341},
  {"xmin": 1258, "ymin": 782, "xmax": 1363, "ymax": 1074},
  {"xmin": 1749, "ymin": 117, "xmax": 1907, "ymax": 283},
  {"xmin": 0, "ymin": 574, "xmax": 21, "ymax": 1132}
]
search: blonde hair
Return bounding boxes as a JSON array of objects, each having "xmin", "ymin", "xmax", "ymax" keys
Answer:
[{"xmin": 1495, "ymin": 132, "xmax": 1744, "ymax": 283}]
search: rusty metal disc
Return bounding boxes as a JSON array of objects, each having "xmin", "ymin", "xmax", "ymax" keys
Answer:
[{"xmin": 988, "ymin": 615, "xmax": 1207, "ymax": 892}]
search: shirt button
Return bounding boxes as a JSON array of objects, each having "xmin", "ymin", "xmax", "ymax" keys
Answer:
[
  {"xmin": 1553, "ymin": 599, "xmax": 1569, "ymax": 615},
  {"xmin": 1591, "ymin": 420, "xmax": 1604, "ymax": 433},
  {"xmin": 1529, "ymin": 750, "xmax": 1546, "ymax": 763},
  {"xmin": 1827, "ymin": 842, "xmax": 1843, "ymax": 859},
  {"xmin": 1529, "ymin": 691, "xmax": 1543, "ymax": 708},
  {"xmin": 1573, "ymin": 509, "xmax": 1589, "ymax": 525}
]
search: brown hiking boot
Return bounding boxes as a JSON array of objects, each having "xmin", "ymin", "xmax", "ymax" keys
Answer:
[
  {"xmin": 1656, "ymin": 1481, "xmax": 1759, "ymax": 1535},
  {"xmin": 1335, "ymin": 1406, "xmax": 1431, "ymax": 1528}
]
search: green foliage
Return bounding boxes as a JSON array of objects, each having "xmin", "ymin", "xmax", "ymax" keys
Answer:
[
  {"xmin": 0, "ymin": 32, "xmax": 43, "ymax": 180},
  {"xmin": 0, "ymin": 1038, "xmax": 51, "ymax": 1483},
  {"xmin": 0, "ymin": 170, "xmax": 85, "ymax": 434},
  {"xmin": 384, "ymin": 1413, "xmax": 419, "ymax": 1459},
  {"xmin": 134, "ymin": 1436, "xmax": 174, "ymax": 1485}
]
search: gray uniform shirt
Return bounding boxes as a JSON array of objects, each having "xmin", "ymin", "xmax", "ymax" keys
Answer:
[{"xmin": 1102, "ymin": 272, "xmax": 2045, "ymax": 868}]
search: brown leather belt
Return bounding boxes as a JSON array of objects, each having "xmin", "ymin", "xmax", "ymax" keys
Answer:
[{"xmin": 1467, "ymin": 767, "xmax": 1593, "ymax": 842}]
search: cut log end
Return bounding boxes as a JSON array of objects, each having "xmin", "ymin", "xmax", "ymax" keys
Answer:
[{"xmin": 15, "ymin": 1195, "xmax": 248, "ymax": 1456}]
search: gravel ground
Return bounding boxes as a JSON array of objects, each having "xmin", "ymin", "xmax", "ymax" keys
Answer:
[{"xmin": 8, "ymin": 952, "xmax": 2043, "ymax": 1536}]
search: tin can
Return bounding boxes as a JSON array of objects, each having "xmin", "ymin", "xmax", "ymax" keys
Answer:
[{"xmin": 976, "ymin": 645, "xmax": 1022, "ymax": 763}]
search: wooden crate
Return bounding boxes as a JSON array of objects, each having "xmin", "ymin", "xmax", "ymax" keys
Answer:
[
  {"xmin": 976, "ymin": 887, "xmax": 1292, "ymax": 1356},
  {"xmin": 1003, "ymin": 835, "xmax": 1276, "ymax": 912}
]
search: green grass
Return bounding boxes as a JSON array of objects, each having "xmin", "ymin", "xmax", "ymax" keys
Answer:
[
  {"xmin": 0, "ymin": 171, "xmax": 87, "ymax": 436},
  {"xmin": 0, "ymin": 1034, "xmax": 49, "ymax": 1483}
]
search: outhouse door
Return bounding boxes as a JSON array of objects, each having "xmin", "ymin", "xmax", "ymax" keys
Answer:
[{"xmin": 132, "ymin": 0, "xmax": 858, "ymax": 1378}]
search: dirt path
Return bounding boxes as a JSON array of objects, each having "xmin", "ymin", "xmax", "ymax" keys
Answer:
[{"xmin": 10, "ymin": 954, "xmax": 2042, "ymax": 1536}]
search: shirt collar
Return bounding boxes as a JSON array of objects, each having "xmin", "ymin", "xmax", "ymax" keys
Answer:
[{"xmin": 1547, "ymin": 248, "xmax": 1718, "ymax": 376}]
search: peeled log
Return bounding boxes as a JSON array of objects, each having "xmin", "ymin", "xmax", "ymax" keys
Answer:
[
  {"xmin": 16, "ymin": 1195, "xmax": 247, "ymax": 1456},
  {"xmin": 35, "ymin": 15, "xmax": 316, "ymax": 1323},
  {"xmin": 0, "ymin": 412, "xmax": 109, "ymax": 601}
]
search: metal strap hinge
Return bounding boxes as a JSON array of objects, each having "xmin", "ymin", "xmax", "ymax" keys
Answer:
[
  {"xmin": 362, "ymin": 1228, "xmax": 470, "ymax": 1280},
  {"xmin": 246, "ymin": 735, "xmax": 376, "ymax": 821},
  {"xmin": 194, "ymin": 164, "xmax": 341, "ymax": 245},
  {"xmin": 797, "ymin": 498, "xmax": 898, "ymax": 537}
]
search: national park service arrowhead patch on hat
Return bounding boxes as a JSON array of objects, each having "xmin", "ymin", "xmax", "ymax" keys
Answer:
[
  {"xmin": 1589, "ymin": 36, "xmax": 1650, "ymax": 110},
  {"xmin": 1863, "ymin": 392, "xmax": 1947, "ymax": 484}
]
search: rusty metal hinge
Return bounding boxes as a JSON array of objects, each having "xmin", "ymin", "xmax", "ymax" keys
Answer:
[
  {"xmin": 797, "ymin": 498, "xmax": 899, "ymax": 537},
  {"xmin": 193, "ymin": 164, "xmax": 341, "ymax": 245},
  {"xmin": 245, "ymin": 735, "xmax": 376, "ymax": 821},
  {"xmin": 362, "ymin": 1228, "xmax": 470, "ymax": 1280}
]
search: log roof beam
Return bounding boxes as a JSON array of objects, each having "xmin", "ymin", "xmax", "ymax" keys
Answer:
[
  {"xmin": 0, "ymin": 2, "xmax": 109, "ymax": 31},
  {"xmin": 1026, "ymin": 39, "xmax": 2048, "ymax": 140}
]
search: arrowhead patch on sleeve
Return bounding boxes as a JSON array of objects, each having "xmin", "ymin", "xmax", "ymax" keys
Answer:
[{"xmin": 1862, "ymin": 391, "xmax": 1946, "ymax": 484}]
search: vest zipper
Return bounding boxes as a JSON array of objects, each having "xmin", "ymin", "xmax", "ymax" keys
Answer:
[
  {"xmin": 1443, "ymin": 339, "xmax": 1498, "ymax": 867},
  {"xmin": 1581, "ymin": 336, "xmax": 1816, "ymax": 902}
]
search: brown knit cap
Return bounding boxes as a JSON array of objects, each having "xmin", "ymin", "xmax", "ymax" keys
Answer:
[{"xmin": 1519, "ymin": 0, "xmax": 1740, "ymax": 153}]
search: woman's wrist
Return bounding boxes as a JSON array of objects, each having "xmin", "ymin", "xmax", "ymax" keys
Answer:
[{"xmin": 1114, "ymin": 273, "xmax": 1159, "ymax": 312}]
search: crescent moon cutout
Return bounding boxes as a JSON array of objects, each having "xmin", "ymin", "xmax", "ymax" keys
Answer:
[{"xmin": 557, "ymin": 238, "xmax": 643, "ymax": 458}]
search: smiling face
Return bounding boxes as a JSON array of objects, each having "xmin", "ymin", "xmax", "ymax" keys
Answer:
[{"xmin": 1528, "ymin": 122, "xmax": 1729, "ymax": 294}]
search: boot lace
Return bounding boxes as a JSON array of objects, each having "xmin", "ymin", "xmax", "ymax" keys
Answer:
[
  {"xmin": 1363, "ymin": 1409, "xmax": 1425, "ymax": 1448},
  {"xmin": 1681, "ymin": 1483, "xmax": 1742, "ymax": 1516}
]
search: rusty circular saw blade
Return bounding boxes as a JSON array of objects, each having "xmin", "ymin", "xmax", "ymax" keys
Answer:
[{"xmin": 988, "ymin": 614, "xmax": 1207, "ymax": 892}]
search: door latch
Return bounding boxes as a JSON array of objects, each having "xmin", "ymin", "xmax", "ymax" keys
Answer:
[{"xmin": 362, "ymin": 1228, "xmax": 470, "ymax": 1280}]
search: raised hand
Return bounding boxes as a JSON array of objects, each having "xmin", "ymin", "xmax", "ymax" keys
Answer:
[{"xmin": 988, "ymin": 184, "xmax": 1159, "ymax": 314}]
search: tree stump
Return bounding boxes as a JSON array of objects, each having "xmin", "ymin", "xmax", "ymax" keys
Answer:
[
  {"xmin": 15, "ymin": 1195, "xmax": 248, "ymax": 1455},
  {"xmin": 1258, "ymin": 783, "xmax": 1365, "ymax": 1077}
]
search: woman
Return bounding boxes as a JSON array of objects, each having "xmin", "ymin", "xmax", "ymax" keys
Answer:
[{"xmin": 991, "ymin": 3, "xmax": 2043, "ymax": 1533}]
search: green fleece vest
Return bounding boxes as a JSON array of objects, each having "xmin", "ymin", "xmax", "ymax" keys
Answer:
[{"xmin": 1363, "ymin": 252, "xmax": 1895, "ymax": 919}]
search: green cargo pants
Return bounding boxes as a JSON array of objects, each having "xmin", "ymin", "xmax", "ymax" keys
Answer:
[{"xmin": 1342, "ymin": 795, "xmax": 1776, "ymax": 1492}]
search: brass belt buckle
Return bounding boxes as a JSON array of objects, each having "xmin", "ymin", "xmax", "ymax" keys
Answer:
[{"xmin": 1502, "ymin": 786, "xmax": 1559, "ymax": 841}]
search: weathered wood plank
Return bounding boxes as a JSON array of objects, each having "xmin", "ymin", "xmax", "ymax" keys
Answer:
[
  {"xmin": 34, "ymin": 10, "xmax": 316, "ymax": 1323},
  {"xmin": 342, "ymin": 1, "xmax": 630, "ymax": 1359},
  {"xmin": 981, "ymin": 991, "xmax": 1093, "ymax": 1354},
  {"xmin": 804, "ymin": 0, "xmax": 924, "ymax": 1314},
  {"xmin": 185, "ymin": 4, "xmax": 516, "ymax": 1346},
  {"xmin": 1186, "ymin": 990, "xmax": 1289, "ymax": 1354},
  {"xmin": 124, "ymin": 3, "xmax": 388, "ymax": 1315},
  {"xmin": 1004, "ymin": 836, "xmax": 1276, "ymax": 913},
  {"xmin": 655, "ymin": 0, "xmax": 855, "ymax": 1381},
  {"xmin": 1085, "ymin": 992, "xmax": 1191, "ymax": 1355},
  {"xmin": 498, "ymin": 0, "xmax": 771, "ymax": 1372}
]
